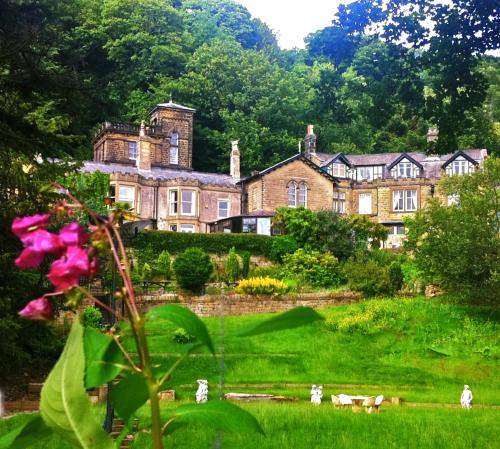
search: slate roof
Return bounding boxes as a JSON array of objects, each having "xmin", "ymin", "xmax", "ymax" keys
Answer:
[
  {"xmin": 237, "ymin": 153, "xmax": 340, "ymax": 184},
  {"xmin": 318, "ymin": 149, "xmax": 487, "ymax": 179},
  {"xmin": 82, "ymin": 161, "xmax": 237, "ymax": 188}
]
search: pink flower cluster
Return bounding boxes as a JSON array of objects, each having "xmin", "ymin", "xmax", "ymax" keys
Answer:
[{"xmin": 12, "ymin": 214, "xmax": 98, "ymax": 320}]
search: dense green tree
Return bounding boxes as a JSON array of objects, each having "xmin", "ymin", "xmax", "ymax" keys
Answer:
[{"xmin": 404, "ymin": 158, "xmax": 500, "ymax": 300}]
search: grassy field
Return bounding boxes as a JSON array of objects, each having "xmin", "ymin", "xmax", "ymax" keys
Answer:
[
  {"xmin": 3, "ymin": 403, "xmax": 499, "ymax": 449},
  {"xmin": 123, "ymin": 296, "xmax": 500, "ymax": 404}
]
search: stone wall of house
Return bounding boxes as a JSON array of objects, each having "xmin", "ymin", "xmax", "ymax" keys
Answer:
[
  {"xmin": 136, "ymin": 291, "xmax": 362, "ymax": 317},
  {"xmin": 151, "ymin": 107, "xmax": 193, "ymax": 169},
  {"xmin": 350, "ymin": 178, "xmax": 440, "ymax": 222},
  {"xmin": 244, "ymin": 159, "xmax": 335, "ymax": 213}
]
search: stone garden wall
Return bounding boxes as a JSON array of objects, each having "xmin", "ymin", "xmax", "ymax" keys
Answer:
[{"xmin": 136, "ymin": 291, "xmax": 362, "ymax": 317}]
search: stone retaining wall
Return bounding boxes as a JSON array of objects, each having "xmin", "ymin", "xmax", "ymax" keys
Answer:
[{"xmin": 136, "ymin": 291, "xmax": 362, "ymax": 317}]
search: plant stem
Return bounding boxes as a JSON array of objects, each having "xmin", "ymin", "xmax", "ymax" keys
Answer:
[{"xmin": 133, "ymin": 316, "xmax": 164, "ymax": 449}]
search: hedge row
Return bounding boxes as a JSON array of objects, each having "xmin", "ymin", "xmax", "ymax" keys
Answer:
[{"xmin": 128, "ymin": 230, "xmax": 273, "ymax": 257}]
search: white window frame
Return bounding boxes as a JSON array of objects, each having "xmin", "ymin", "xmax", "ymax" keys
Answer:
[
  {"xmin": 357, "ymin": 166, "xmax": 383, "ymax": 181},
  {"xmin": 333, "ymin": 191, "xmax": 346, "ymax": 213},
  {"xmin": 128, "ymin": 141, "xmax": 138, "ymax": 160},
  {"xmin": 218, "ymin": 199, "xmax": 230, "ymax": 219},
  {"xmin": 170, "ymin": 133, "xmax": 179, "ymax": 165},
  {"xmin": 118, "ymin": 185, "xmax": 135, "ymax": 209},
  {"xmin": 331, "ymin": 163, "xmax": 346, "ymax": 177},
  {"xmin": 298, "ymin": 182, "xmax": 308, "ymax": 207},
  {"xmin": 287, "ymin": 181, "xmax": 297, "ymax": 208},
  {"xmin": 393, "ymin": 190, "xmax": 417, "ymax": 212},
  {"xmin": 180, "ymin": 224, "xmax": 195, "ymax": 233},
  {"xmin": 169, "ymin": 189, "xmax": 178, "ymax": 215},
  {"xmin": 181, "ymin": 189, "xmax": 196, "ymax": 216},
  {"xmin": 392, "ymin": 160, "xmax": 419, "ymax": 179},
  {"xmin": 358, "ymin": 192, "xmax": 372, "ymax": 214},
  {"xmin": 445, "ymin": 156, "xmax": 474, "ymax": 176}
]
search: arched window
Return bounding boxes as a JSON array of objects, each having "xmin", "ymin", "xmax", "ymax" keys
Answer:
[
  {"xmin": 287, "ymin": 181, "xmax": 297, "ymax": 207},
  {"xmin": 287, "ymin": 181, "xmax": 308, "ymax": 208},
  {"xmin": 170, "ymin": 132, "xmax": 179, "ymax": 165},
  {"xmin": 298, "ymin": 182, "xmax": 307, "ymax": 207}
]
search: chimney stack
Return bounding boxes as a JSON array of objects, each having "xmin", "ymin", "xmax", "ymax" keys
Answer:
[
  {"xmin": 304, "ymin": 124, "xmax": 317, "ymax": 158},
  {"xmin": 230, "ymin": 140, "xmax": 240, "ymax": 180},
  {"xmin": 137, "ymin": 120, "xmax": 152, "ymax": 171},
  {"xmin": 427, "ymin": 127, "xmax": 439, "ymax": 143}
]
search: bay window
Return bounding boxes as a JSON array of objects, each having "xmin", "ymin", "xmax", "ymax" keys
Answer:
[
  {"xmin": 118, "ymin": 186, "xmax": 135, "ymax": 209},
  {"xmin": 181, "ymin": 190, "xmax": 195, "ymax": 215},
  {"xmin": 169, "ymin": 190, "xmax": 178, "ymax": 215}
]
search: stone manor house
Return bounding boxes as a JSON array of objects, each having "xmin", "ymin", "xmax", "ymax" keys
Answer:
[{"xmin": 83, "ymin": 101, "xmax": 488, "ymax": 247}]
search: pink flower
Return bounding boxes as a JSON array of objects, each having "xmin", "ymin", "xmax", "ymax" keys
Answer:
[
  {"xmin": 21, "ymin": 229, "xmax": 61, "ymax": 255},
  {"xmin": 19, "ymin": 297, "xmax": 53, "ymax": 321},
  {"xmin": 12, "ymin": 214, "xmax": 51, "ymax": 239},
  {"xmin": 59, "ymin": 222, "xmax": 88, "ymax": 247},
  {"xmin": 15, "ymin": 248, "xmax": 45, "ymax": 269},
  {"xmin": 48, "ymin": 247, "xmax": 91, "ymax": 291}
]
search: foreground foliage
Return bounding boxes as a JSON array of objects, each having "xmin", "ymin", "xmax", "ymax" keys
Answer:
[{"xmin": 405, "ymin": 157, "xmax": 500, "ymax": 300}]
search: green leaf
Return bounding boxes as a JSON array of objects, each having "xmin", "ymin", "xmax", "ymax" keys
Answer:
[
  {"xmin": 84, "ymin": 327, "xmax": 125, "ymax": 389},
  {"xmin": 0, "ymin": 415, "xmax": 52, "ymax": 449},
  {"xmin": 110, "ymin": 373, "xmax": 149, "ymax": 423},
  {"xmin": 147, "ymin": 304, "xmax": 215, "ymax": 354},
  {"xmin": 168, "ymin": 401, "xmax": 264, "ymax": 436},
  {"xmin": 236, "ymin": 307, "xmax": 324, "ymax": 337},
  {"xmin": 40, "ymin": 318, "xmax": 115, "ymax": 449}
]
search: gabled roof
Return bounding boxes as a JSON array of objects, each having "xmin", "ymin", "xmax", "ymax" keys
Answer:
[
  {"xmin": 441, "ymin": 150, "xmax": 479, "ymax": 168},
  {"xmin": 323, "ymin": 153, "xmax": 352, "ymax": 168},
  {"xmin": 387, "ymin": 153, "xmax": 424, "ymax": 170},
  {"xmin": 237, "ymin": 153, "xmax": 340, "ymax": 184}
]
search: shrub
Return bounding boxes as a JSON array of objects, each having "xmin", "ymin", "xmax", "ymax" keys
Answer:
[
  {"xmin": 225, "ymin": 247, "xmax": 241, "ymax": 283},
  {"xmin": 269, "ymin": 235, "xmax": 298, "ymax": 263},
  {"xmin": 388, "ymin": 261, "xmax": 404, "ymax": 293},
  {"xmin": 241, "ymin": 251, "xmax": 251, "ymax": 278},
  {"xmin": 129, "ymin": 231, "xmax": 272, "ymax": 257},
  {"xmin": 81, "ymin": 306, "xmax": 103, "ymax": 328},
  {"xmin": 172, "ymin": 328, "xmax": 196, "ymax": 344},
  {"xmin": 155, "ymin": 250, "xmax": 172, "ymax": 279},
  {"xmin": 235, "ymin": 277, "xmax": 290, "ymax": 296},
  {"xmin": 344, "ymin": 259, "xmax": 393, "ymax": 297},
  {"xmin": 173, "ymin": 247, "xmax": 213, "ymax": 293},
  {"xmin": 141, "ymin": 262, "xmax": 153, "ymax": 282},
  {"xmin": 250, "ymin": 265, "xmax": 284, "ymax": 280},
  {"xmin": 283, "ymin": 249, "xmax": 342, "ymax": 288}
]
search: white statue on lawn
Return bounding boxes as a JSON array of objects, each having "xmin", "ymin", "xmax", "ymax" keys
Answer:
[
  {"xmin": 310, "ymin": 385, "xmax": 323, "ymax": 405},
  {"xmin": 196, "ymin": 379, "xmax": 208, "ymax": 403},
  {"xmin": 460, "ymin": 385, "xmax": 473, "ymax": 409}
]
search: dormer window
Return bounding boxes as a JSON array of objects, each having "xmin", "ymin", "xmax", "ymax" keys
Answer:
[
  {"xmin": 170, "ymin": 132, "xmax": 179, "ymax": 165},
  {"xmin": 445, "ymin": 156, "xmax": 474, "ymax": 176},
  {"xmin": 128, "ymin": 141, "xmax": 138, "ymax": 160},
  {"xmin": 331, "ymin": 163, "xmax": 346, "ymax": 177},
  {"xmin": 356, "ymin": 166, "xmax": 383, "ymax": 181},
  {"xmin": 391, "ymin": 161, "xmax": 420, "ymax": 178}
]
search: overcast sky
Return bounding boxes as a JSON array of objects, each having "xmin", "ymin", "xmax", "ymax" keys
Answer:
[{"xmin": 236, "ymin": 0, "xmax": 345, "ymax": 49}]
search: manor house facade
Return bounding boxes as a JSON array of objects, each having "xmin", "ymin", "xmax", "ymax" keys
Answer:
[{"xmin": 83, "ymin": 101, "xmax": 488, "ymax": 247}]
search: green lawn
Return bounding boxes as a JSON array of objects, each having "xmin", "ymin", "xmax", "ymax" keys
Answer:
[
  {"xmin": 2, "ymin": 404, "xmax": 498, "ymax": 449},
  {"xmin": 123, "ymin": 296, "xmax": 499, "ymax": 404}
]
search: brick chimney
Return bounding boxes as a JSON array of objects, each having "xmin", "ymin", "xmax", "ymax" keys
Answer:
[
  {"xmin": 230, "ymin": 140, "xmax": 240, "ymax": 180},
  {"xmin": 304, "ymin": 125, "xmax": 317, "ymax": 158},
  {"xmin": 137, "ymin": 120, "xmax": 152, "ymax": 171}
]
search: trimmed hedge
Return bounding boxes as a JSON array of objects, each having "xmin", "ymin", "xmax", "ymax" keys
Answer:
[{"xmin": 128, "ymin": 231, "xmax": 273, "ymax": 257}]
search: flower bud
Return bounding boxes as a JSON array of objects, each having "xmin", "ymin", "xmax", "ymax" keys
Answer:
[{"xmin": 19, "ymin": 297, "xmax": 53, "ymax": 321}]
